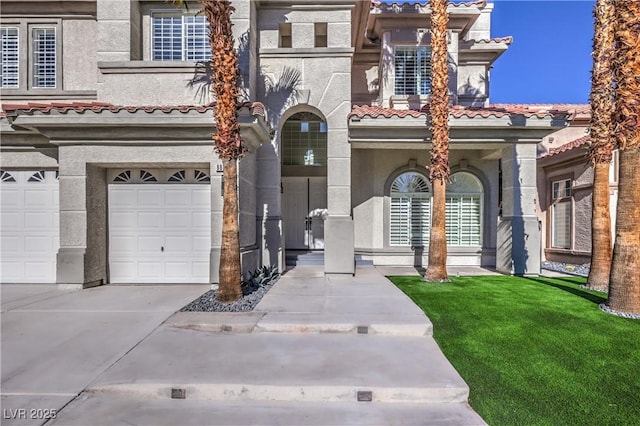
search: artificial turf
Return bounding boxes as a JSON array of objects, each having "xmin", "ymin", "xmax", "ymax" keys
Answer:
[{"xmin": 388, "ymin": 274, "xmax": 640, "ymax": 426}]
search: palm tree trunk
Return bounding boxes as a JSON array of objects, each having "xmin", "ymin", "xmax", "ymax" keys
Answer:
[
  {"xmin": 606, "ymin": 0, "xmax": 640, "ymax": 315},
  {"xmin": 587, "ymin": 162, "xmax": 612, "ymax": 291},
  {"xmin": 218, "ymin": 157, "xmax": 243, "ymax": 302},
  {"xmin": 586, "ymin": 0, "xmax": 614, "ymax": 291},
  {"xmin": 607, "ymin": 149, "xmax": 640, "ymax": 314},
  {"xmin": 424, "ymin": 0, "xmax": 450, "ymax": 282}
]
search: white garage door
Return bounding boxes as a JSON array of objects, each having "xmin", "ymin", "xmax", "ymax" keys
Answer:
[
  {"xmin": 0, "ymin": 170, "xmax": 59, "ymax": 283},
  {"xmin": 108, "ymin": 183, "xmax": 211, "ymax": 283}
]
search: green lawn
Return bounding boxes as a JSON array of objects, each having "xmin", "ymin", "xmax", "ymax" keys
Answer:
[{"xmin": 388, "ymin": 274, "xmax": 640, "ymax": 426}]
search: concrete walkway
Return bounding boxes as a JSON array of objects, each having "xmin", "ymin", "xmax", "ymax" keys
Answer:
[{"xmin": 1, "ymin": 267, "xmax": 488, "ymax": 425}]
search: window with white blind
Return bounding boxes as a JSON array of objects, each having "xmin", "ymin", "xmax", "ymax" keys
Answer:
[
  {"xmin": 152, "ymin": 13, "xmax": 210, "ymax": 61},
  {"xmin": 390, "ymin": 172, "xmax": 431, "ymax": 246},
  {"xmin": 551, "ymin": 179, "xmax": 572, "ymax": 249},
  {"xmin": 1, "ymin": 27, "xmax": 19, "ymax": 88},
  {"xmin": 394, "ymin": 46, "xmax": 431, "ymax": 96},
  {"xmin": 31, "ymin": 27, "xmax": 56, "ymax": 88},
  {"xmin": 389, "ymin": 171, "xmax": 483, "ymax": 247}
]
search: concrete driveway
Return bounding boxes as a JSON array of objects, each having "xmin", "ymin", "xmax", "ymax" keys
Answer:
[{"xmin": 0, "ymin": 284, "xmax": 209, "ymax": 426}]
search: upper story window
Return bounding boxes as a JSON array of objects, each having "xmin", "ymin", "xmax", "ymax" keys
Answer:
[
  {"xmin": 152, "ymin": 13, "xmax": 210, "ymax": 61},
  {"xmin": 281, "ymin": 112, "xmax": 327, "ymax": 166},
  {"xmin": 279, "ymin": 23, "xmax": 292, "ymax": 48},
  {"xmin": 1, "ymin": 27, "xmax": 19, "ymax": 88},
  {"xmin": 314, "ymin": 23, "xmax": 327, "ymax": 48},
  {"xmin": 1, "ymin": 22, "xmax": 60, "ymax": 90},
  {"xmin": 31, "ymin": 27, "xmax": 56, "ymax": 88},
  {"xmin": 394, "ymin": 46, "xmax": 431, "ymax": 96}
]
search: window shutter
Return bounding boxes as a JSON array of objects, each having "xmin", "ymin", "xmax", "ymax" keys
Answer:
[
  {"xmin": 410, "ymin": 197, "xmax": 430, "ymax": 246},
  {"xmin": 390, "ymin": 196, "xmax": 410, "ymax": 245},
  {"xmin": 552, "ymin": 201, "xmax": 571, "ymax": 249}
]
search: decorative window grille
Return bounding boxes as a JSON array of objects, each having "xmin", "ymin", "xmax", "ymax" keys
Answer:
[
  {"xmin": 32, "ymin": 27, "xmax": 56, "ymax": 88},
  {"xmin": 139, "ymin": 170, "xmax": 157, "ymax": 182},
  {"xmin": 194, "ymin": 170, "xmax": 210, "ymax": 182},
  {"xmin": 394, "ymin": 46, "xmax": 431, "ymax": 96},
  {"xmin": 113, "ymin": 170, "xmax": 132, "ymax": 183},
  {"xmin": 152, "ymin": 13, "xmax": 210, "ymax": 61},
  {"xmin": 168, "ymin": 170, "xmax": 186, "ymax": 182},
  {"xmin": 28, "ymin": 170, "xmax": 46, "ymax": 182},
  {"xmin": 551, "ymin": 179, "xmax": 572, "ymax": 249},
  {"xmin": 390, "ymin": 172, "xmax": 431, "ymax": 246},
  {"xmin": 1, "ymin": 170, "xmax": 16, "ymax": 182},
  {"xmin": 1, "ymin": 27, "xmax": 19, "ymax": 88}
]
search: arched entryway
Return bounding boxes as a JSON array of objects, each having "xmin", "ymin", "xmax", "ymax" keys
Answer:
[{"xmin": 281, "ymin": 111, "xmax": 328, "ymax": 252}]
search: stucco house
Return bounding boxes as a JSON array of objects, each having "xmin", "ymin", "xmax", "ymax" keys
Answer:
[
  {"xmin": 537, "ymin": 106, "xmax": 619, "ymax": 266},
  {"xmin": 1, "ymin": 0, "xmax": 571, "ymax": 288}
]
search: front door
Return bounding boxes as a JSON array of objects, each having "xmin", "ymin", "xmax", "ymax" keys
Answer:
[{"xmin": 282, "ymin": 177, "xmax": 327, "ymax": 250}]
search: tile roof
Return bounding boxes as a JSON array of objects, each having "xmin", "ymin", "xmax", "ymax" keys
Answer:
[
  {"xmin": 1, "ymin": 101, "xmax": 266, "ymax": 117},
  {"xmin": 372, "ymin": 0, "xmax": 487, "ymax": 9},
  {"xmin": 349, "ymin": 104, "xmax": 579, "ymax": 120},
  {"xmin": 541, "ymin": 134, "xmax": 591, "ymax": 158},
  {"xmin": 467, "ymin": 36, "xmax": 513, "ymax": 45}
]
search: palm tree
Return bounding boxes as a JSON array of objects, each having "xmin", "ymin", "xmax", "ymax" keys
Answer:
[
  {"xmin": 424, "ymin": 0, "xmax": 450, "ymax": 282},
  {"xmin": 606, "ymin": 0, "xmax": 640, "ymax": 315},
  {"xmin": 173, "ymin": 0, "xmax": 243, "ymax": 302},
  {"xmin": 586, "ymin": 0, "xmax": 615, "ymax": 292}
]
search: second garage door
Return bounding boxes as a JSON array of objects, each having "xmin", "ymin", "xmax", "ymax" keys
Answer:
[{"xmin": 109, "ymin": 183, "xmax": 211, "ymax": 284}]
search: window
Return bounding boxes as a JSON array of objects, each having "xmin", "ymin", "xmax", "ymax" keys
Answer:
[
  {"xmin": 281, "ymin": 112, "xmax": 327, "ymax": 166},
  {"xmin": 390, "ymin": 172, "xmax": 431, "ymax": 246},
  {"xmin": 31, "ymin": 27, "xmax": 56, "ymax": 88},
  {"xmin": 551, "ymin": 179, "xmax": 572, "ymax": 249},
  {"xmin": 395, "ymin": 46, "xmax": 431, "ymax": 96},
  {"xmin": 1, "ymin": 27, "xmax": 19, "ymax": 88},
  {"xmin": 1, "ymin": 23, "xmax": 60, "ymax": 90},
  {"xmin": 279, "ymin": 23, "xmax": 292, "ymax": 48},
  {"xmin": 314, "ymin": 23, "xmax": 327, "ymax": 48},
  {"xmin": 152, "ymin": 13, "xmax": 210, "ymax": 61},
  {"xmin": 389, "ymin": 171, "xmax": 483, "ymax": 247}
]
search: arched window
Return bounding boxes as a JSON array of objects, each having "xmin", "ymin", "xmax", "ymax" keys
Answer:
[
  {"xmin": 446, "ymin": 172, "xmax": 483, "ymax": 246},
  {"xmin": 390, "ymin": 172, "xmax": 431, "ymax": 246},
  {"xmin": 281, "ymin": 112, "xmax": 327, "ymax": 166},
  {"xmin": 389, "ymin": 170, "xmax": 483, "ymax": 247}
]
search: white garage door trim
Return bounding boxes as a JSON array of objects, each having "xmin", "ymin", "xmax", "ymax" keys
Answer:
[
  {"xmin": 0, "ymin": 170, "xmax": 59, "ymax": 283},
  {"xmin": 108, "ymin": 169, "xmax": 212, "ymax": 284}
]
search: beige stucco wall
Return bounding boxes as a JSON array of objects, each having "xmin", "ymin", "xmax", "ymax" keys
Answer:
[{"xmin": 63, "ymin": 19, "xmax": 98, "ymax": 92}]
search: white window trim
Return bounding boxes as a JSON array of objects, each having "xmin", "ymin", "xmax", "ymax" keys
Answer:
[
  {"xmin": 30, "ymin": 26, "xmax": 57, "ymax": 89},
  {"xmin": 150, "ymin": 10, "xmax": 210, "ymax": 62}
]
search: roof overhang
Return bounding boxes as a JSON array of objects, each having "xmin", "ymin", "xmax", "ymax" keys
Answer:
[
  {"xmin": 348, "ymin": 106, "xmax": 570, "ymax": 154},
  {"xmin": 2, "ymin": 103, "xmax": 272, "ymax": 152}
]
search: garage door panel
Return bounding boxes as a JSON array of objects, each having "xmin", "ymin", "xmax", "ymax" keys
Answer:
[
  {"xmin": 164, "ymin": 212, "xmax": 190, "ymax": 228},
  {"xmin": 164, "ymin": 189, "xmax": 190, "ymax": 206},
  {"xmin": 1, "ymin": 211, "xmax": 24, "ymax": 229},
  {"xmin": 165, "ymin": 236, "xmax": 189, "ymax": 253},
  {"xmin": 110, "ymin": 235, "xmax": 135, "ymax": 250},
  {"xmin": 138, "ymin": 190, "xmax": 162, "ymax": 207},
  {"xmin": 138, "ymin": 262, "xmax": 164, "ymax": 279},
  {"xmin": 109, "ymin": 183, "xmax": 211, "ymax": 283},
  {"xmin": 1, "ymin": 235, "xmax": 23, "ymax": 254},
  {"xmin": 24, "ymin": 236, "xmax": 53, "ymax": 254},
  {"xmin": 1, "ymin": 172, "xmax": 59, "ymax": 283},
  {"xmin": 1, "ymin": 189, "xmax": 23, "ymax": 207},
  {"xmin": 192, "ymin": 236, "xmax": 210, "ymax": 252},
  {"xmin": 191, "ymin": 189, "xmax": 210, "ymax": 207},
  {"xmin": 137, "ymin": 211, "xmax": 162, "ymax": 228},
  {"xmin": 110, "ymin": 211, "xmax": 136, "ymax": 228}
]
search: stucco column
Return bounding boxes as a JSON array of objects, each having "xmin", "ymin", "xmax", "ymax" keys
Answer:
[
  {"xmin": 496, "ymin": 143, "xmax": 541, "ymax": 275},
  {"xmin": 97, "ymin": 0, "xmax": 136, "ymax": 62},
  {"xmin": 56, "ymin": 149, "xmax": 107, "ymax": 289},
  {"xmin": 325, "ymin": 119, "xmax": 354, "ymax": 275}
]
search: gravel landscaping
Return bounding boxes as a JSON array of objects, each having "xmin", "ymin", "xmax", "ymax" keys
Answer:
[
  {"xmin": 181, "ymin": 266, "xmax": 280, "ymax": 312},
  {"xmin": 541, "ymin": 261, "xmax": 590, "ymax": 277}
]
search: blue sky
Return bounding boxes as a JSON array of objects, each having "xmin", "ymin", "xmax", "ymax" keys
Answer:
[{"xmin": 488, "ymin": 0, "xmax": 595, "ymax": 104}]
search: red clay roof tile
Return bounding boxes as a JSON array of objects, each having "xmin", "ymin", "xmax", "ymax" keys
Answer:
[
  {"xmin": 541, "ymin": 134, "xmax": 591, "ymax": 158},
  {"xmin": 348, "ymin": 104, "xmax": 582, "ymax": 120}
]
